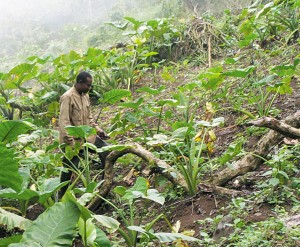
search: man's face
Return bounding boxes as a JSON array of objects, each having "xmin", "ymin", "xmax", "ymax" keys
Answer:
[{"xmin": 78, "ymin": 77, "xmax": 93, "ymax": 94}]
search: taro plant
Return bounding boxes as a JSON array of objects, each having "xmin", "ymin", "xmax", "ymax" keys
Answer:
[
  {"xmin": 0, "ymin": 120, "xmax": 66, "ymax": 215},
  {"xmin": 98, "ymin": 177, "xmax": 199, "ymax": 246},
  {"xmin": 146, "ymin": 114, "xmax": 224, "ymax": 196},
  {"xmin": 0, "ymin": 191, "xmax": 113, "ymax": 247},
  {"xmin": 108, "ymin": 17, "xmax": 182, "ymax": 62},
  {"xmin": 174, "ymin": 117, "xmax": 224, "ymax": 195},
  {"xmin": 61, "ymin": 126, "xmax": 106, "ymax": 200},
  {"xmin": 259, "ymin": 144, "xmax": 300, "ymax": 205},
  {"xmin": 110, "ymin": 46, "xmax": 156, "ymax": 91}
]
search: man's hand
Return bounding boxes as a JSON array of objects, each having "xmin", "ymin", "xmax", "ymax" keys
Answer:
[{"xmin": 97, "ymin": 129, "xmax": 110, "ymax": 140}]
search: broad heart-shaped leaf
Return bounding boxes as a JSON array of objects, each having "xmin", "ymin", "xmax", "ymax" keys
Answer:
[
  {"xmin": 60, "ymin": 192, "xmax": 92, "ymax": 222},
  {"xmin": 0, "ymin": 188, "xmax": 39, "ymax": 201},
  {"xmin": 101, "ymin": 89, "xmax": 131, "ymax": 104},
  {"xmin": 269, "ymin": 178, "xmax": 280, "ymax": 187},
  {"xmin": 37, "ymin": 178, "xmax": 69, "ymax": 205},
  {"xmin": 94, "ymin": 227, "xmax": 111, "ymax": 247},
  {"xmin": 123, "ymin": 177, "xmax": 148, "ymax": 202},
  {"xmin": 127, "ymin": 226, "xmax": 200, "ymax": 243},
  {"xmin": 93, "ymin": 215, "xmax": 120, "ymax": 233},
  {"xmin": 154, "ymin": 232, "xmax": 200, "ymax": 243},
  {"xmin": 118, "ymin": 97, "xmax": 144, "ymax": 110},
  {"xmin": 0, "ymin": 208, "xmax": 31, "ymax": 231},
  {"xmin": 143, "ymin": 189, "xmax": 165, "ymax": 205},
  {"xmin": 223, "ymin": 66, "xmax": 255, "ymax": 78},
  {"xmin": 0, "ymin": 144, "xmax": 23, "ymax": 192},
  {"xmin": 113, "ymin": 186, "xmax": 127, "ymax": 196},
  {"xmin": 65, "ymin": 125, "xmax": 96, "ymax": 139},
  {"xmin": 20, "ymin": 202, "xmax": 81, "ymax": 247},
  {"xmin": 136, "ymin": 85, "xmax": 165, "ymax": 95},
  {"xmin": 9, "ymin": 242, "xmax": 41, "ymax": 247},
  {"xmin": 171, "ymin": 127, "xmax": 188, "ymax": 141},
  {"xmin": 0, "ymin": 120, "xmax": 35, "ymax": 143}
]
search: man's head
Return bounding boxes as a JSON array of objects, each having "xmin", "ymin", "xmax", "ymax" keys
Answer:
[{"xmin": 75, "ymin": 71, "xmax": 93, "ymax": 94}]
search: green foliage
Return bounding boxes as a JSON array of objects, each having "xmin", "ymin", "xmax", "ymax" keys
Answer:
[
  {"xmin": 0, "ymin": 1, "xmax": 299, "ymax": 245},
  {"xmin": 258, "ymin": 144, "xmax": 300, "ymax": 205},
  {"xmin": 0, "ymin": 144, "xmax": 23, "ymax": 193},
  {"xmin": 14, "ymin": 202, "xmax": 80, "ymax": 247},
  {"xmin": 101, "ymin": 89, "xmax": 132, "ymax": 104},
  {"xmin": 0, "ymin": 120, "xmax": 35, "ymax": 143},
  {"xmin": 0, "ymin": 208, "xmax": 31, "ymax": 231},
  {"xmin": 103, "ymin": 177, "xmax": 200, "ymax": 246}
]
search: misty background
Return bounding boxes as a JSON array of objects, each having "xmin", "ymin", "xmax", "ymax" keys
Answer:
[{"xmin": 0, "ymin": 0, "xmax": 251, "ymax": 71}]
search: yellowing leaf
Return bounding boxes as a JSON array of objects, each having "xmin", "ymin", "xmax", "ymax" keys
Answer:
[
  {"xmin": 194, "ymin": 130, "xmax": 204, "ymax": 142},
  {"xmin": 208, "ymin": 130, "xmax": 216, "ymax": 141},
  {"xmin": 181, "ymin": 229, "xmax": 195, "ymax": 237},
  {"xmin": 205, "ymin": 102, "xmax": 215, "ymax": 113},
  {"xmin": 207, "ymin": 142, "xmax": 214, "ymax": 154},
  {"xmin": 173, "ymin": 220, "xmax": 181, "ymax": 233}
]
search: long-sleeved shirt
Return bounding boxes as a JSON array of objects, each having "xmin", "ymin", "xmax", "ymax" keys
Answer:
[{"xmin": 59, "ymin": 86, "xmax": 101, "ymax": 146}]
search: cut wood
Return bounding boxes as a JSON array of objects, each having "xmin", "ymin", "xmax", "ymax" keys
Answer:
[{"xmin": 211, "ymin": 111, "xmax": 300, "ymax": 186}]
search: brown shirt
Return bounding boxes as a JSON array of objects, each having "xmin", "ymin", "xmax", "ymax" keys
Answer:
[{"xmin": 59, "ymin": 86, "xmax": 100, "ymax": 145}]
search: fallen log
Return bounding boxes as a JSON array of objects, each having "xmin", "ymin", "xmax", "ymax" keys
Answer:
[
  {"xmin": 211, "ymin": 111, "xmax": 300, "ymax": 186},
  {"xmin": 247, "ymin": 116, "xmax": 300, "ymax": 138},
  {"xmin": 88, "ymin": 143, "xmax": 188, "ymax": 211}
]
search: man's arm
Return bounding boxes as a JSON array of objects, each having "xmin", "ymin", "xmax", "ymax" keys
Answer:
[{"xmin": 59, "ymin": 96, "xmax": 75, "ymax": 146}]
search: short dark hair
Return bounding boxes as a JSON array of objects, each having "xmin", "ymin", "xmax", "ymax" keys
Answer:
[{"xmin": 76, "ymin": 71, "xmax": 92, "ymax": 84}]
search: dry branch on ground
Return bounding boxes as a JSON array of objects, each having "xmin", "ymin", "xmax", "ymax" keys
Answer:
[
  {"xmin": 211, "ymin": 111, "xmax": 300, "ymax": 186},
  {"xmin": 89, "ymin": 111, "xmax": 300, "ymax": 210}
]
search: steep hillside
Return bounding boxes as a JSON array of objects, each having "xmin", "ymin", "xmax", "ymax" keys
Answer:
[{"xmin": 0, "ymin": 0, "xmax": 299, "ymax": 246}]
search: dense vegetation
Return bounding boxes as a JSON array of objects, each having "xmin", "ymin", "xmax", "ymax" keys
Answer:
[{"xmin": 0, "ymin": 0, "xmax": 299, "ymax": 246}]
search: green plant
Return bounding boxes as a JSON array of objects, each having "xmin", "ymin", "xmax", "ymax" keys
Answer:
[
  {"xmin": 0, "ymin": 192, "xmax": 113, "ymax": 246},
  {"xmin": 98, "ymin": 177, "xmax": 199, "ymax": 246},
  {"xmin": 0, "ymin": 120, "xmax": 66, "ymax": 215},
  {"xmin": 258, "ymin": 144, "xmax": 300, "ymax": 205}
]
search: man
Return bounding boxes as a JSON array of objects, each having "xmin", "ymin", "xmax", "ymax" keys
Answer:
[{"xmin": 58, "ymin": 71, "xmax": 109, "ymax": 198}]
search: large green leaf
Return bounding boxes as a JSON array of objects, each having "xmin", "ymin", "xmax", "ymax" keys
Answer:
[
  {"xmin": 223, "ymin": 66, "xmax": 255, "ymax": 78},
  {"xmin": 0, "ymin": 144, "xmax": 23, "ymax": 192},
  {"xmin": 154, "ymin": 232, "xmax": 200, "ymax": 243},
  {"xmin": 94, "ymin": 228, "xmax": 111, "ymax": 247},
  {"xmin": 101, "ymin": 89, "xmax": 131, "ymax": 104},
  {"xmin": 127, "ymin": 226, "xmax": 200, "ymax": 243},
  {"xmin": 0, "ymin": 208, "xmax": 31, "ymax": 231},
  {"xmin": 61, "ymin": 191, "xmax": 92, "ymax": 222},
  {"xmin": 37, "ymin": 178, "xmax": 69, "ymax": 205},
  {"xmin": 123, "ymin": 177, "xmax": 148, "ymax": 202},
  {"xmin": 0, "ymin": 120, "xmax": 35, "ymax": 143},
  {"xmin": 65, "ymin": 125, "xmax": 96, "ymax": 139},
  {"xmin": 93, "ymin": 215, "xmax": 120, "ymax": 233},
  {"xmin": 8, "ymin": 241, "xmax": 41, "ymax": 247},
  {"xmin": 144, "ymin": 189, "xmax": 165, "ymax": 205},
  {"xmin": 20, "ymin": 202, "xmax": 81, "ymax": 246},
  {"xmin": 0, "ymin": 188, "xmax": 38, "ymax": 201}
]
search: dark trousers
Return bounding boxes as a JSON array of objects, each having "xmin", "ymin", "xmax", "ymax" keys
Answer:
[{"xmin": 59, "ymin": 136, "xmax": 109, "ymax": 198}]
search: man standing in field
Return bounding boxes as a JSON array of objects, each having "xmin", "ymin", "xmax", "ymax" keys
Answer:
[{"xmin": 58, "ymin": 71, "xmax": 109, "ymax": 198}]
